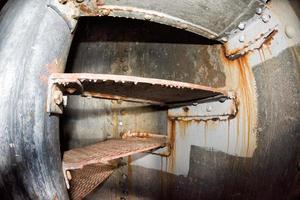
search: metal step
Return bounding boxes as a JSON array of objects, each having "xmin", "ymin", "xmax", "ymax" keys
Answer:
[
  {"xmin": 63, "ymin": 133, "xmax": 167, "ymax": 190},
  {"xmin": 47, "ymin": 73, "xmax": 230, "ymax": 114},
  {"xmin": 68, "ymin": 163, "xmax": 115, "ymax": 200}
]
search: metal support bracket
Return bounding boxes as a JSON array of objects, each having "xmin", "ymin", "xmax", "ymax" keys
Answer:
[
  {"xmin": 168, "ymin": 93, "xmax": 237, "ymax": 121},
  {"xmin": 224, "ymin": 7, "xmax": 278, "ymax": 59}
]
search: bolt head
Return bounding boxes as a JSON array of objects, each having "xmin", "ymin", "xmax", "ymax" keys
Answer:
[
  {"xmin": 76, "ymin": 0, "xmax": 84, "ymax": 3},
  {"xmin": 144, "ymin": 14, "xmax": 152, "ymax": 20},
  {"xmin": 102, "ymin": 9, "xmax": 110, "ymax": 16},
  {"xmin": 53, "ymin": 90, "xmax": 63, "ymax": 105},
  {"xmin": 58, "ymin": 0, "xmax": 67, "ymax": 4},
  {"xmin": 122, "ymin": 174, "xmax": 128, "ymax": 179},
  {"xmin": 256, "ymin": 7, "xmax": 263, "ymax": 15},
  {"xmin": 262, "ymin": 14, "xmax": 269, "ymax": 23},
  {"xmin": 206, "ymin": 105, "xmax": 213, "ymax": 112},
  {"xmin": 238, "ymin": 22, "xmax": 245, "ymax": 30},
  {"xmin": 239, "ymin": 35, "xmax": 245, "ymax": 43}
]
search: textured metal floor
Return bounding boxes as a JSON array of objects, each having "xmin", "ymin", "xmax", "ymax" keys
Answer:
[
  {"xmin": 63, "ymin": 134, "xmax": 167, "ymax": 171},
  {"xmin": 68, "ymin": 163, "xmax": 116, "ymax": 200},
  {"xmin": 64, "ymin": 134, "xmax": 167, "ymax": 199}
]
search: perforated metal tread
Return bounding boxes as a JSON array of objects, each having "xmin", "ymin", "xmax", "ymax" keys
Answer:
[
  {"xmin": 68, "ymin": 163, "xmax": 115, "ymax": 200},
  {"xmin": 63, "ymin": 134, "xmax": 167, "ymax": 171}
]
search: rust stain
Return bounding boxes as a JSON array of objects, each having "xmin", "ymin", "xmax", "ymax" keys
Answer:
[
  {"xmin": 178, "ymin": 120, "xmax": 189, "ymax": 138},
  {"xmin": 40, "ymin": 58, "xmax": 64, "ymax": 85},
  {"xmin": 112, "ymin": 109, "xmax": 119, "ymax": 138},
  {"xmin": 225, "ymin": 30, "xmax": 277, "ymax": 58},
  {"xmin": 263, "ymin": 30, "xmax": 277, "ymax": 47},
  {"xmin": 221, "ymin": 48, "xmax": 257, "ymax": 157},
  {"xmin": 79, "ymin": 4, "xmax": 94, "ymax": 15},
  {"xmin": 167, "ymin": 118, "xmax": 176, "ymax": 173}
]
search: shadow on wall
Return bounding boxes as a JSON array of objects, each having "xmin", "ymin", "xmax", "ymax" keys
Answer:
[{"xmin": 0, "ymin": 0, "xmax": 8, "ymax": 11}]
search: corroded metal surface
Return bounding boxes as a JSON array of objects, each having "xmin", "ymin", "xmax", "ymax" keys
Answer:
[
  {"xmin": 63, "ymin": 134, "xmax": 166, "ymax": 171},
  {"xmin": 168, "ymin": 97, "xmax": 237, "ymax": 121},
  {"xmin": 224, "ymin": 8, "xmax": 279, "ymax": 59},
  {"xmin": 63, "ymin": 134, "xmax": 167, "ymax": 189},
  {"xmin": 48, "ymin": 0, "xmax": 263, "ymax": 41},
  {"xmin": 48, "ymin": 73, "xmax": 229, "ymax": 113},
  {"xmin": 69, "ymin": 163, "xmax": 115, "ymax": 200}
]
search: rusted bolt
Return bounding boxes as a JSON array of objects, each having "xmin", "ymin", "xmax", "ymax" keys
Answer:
[
  {"xmin": 206, "ymin": 105, "xmax": 213, "ymax": 112},
  {"xmin": 183, "ymin": 107, "xmax": 189, "ymax": 112},
  {"xmin": 239, "ymin": 35, "xmax": 245, "ymax": 43},
  {"xmin": 58, "ymin": 0, "xmax": 67, "ymax": 4},
  {"xmin": 238, "ymin": 22, "xmax": 245, "ymax": 30},
  {"xmin": 53, "ymin": 90, "xmax": 63, "ymax": 105},
  {"xmin": 102, "ymin": 9, "xmax": 110, "ymax": 16},
  {"xmin": 256, "ymin": 7, "xmax": 262, "ymax": 15}
]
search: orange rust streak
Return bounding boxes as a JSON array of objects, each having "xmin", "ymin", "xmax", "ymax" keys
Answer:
[
  {"xmin": 221, "ymin": 47, "xmax": 257, "ymax": 157},
  {"xmin": 167, "ymin": 118, "xmax": 176, "ymax": 172}
]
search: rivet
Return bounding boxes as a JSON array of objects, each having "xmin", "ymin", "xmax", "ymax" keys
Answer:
[
  {"xmin": 122, "ymin": 174, "xmax": 128, "ymax": 179},
  {"xmin": 102, "ymin": 9, "xmax": 110, "ymax": 16},
  {"xmin": 218, "ymin": 97, "xmax": 227, "ymax": 103},
  {"xmin": 262, "ymin": 14, "xmax": 269, "ymax": 23},
  {"xmin": 206, "ymin": 105, "xmax": 213, "ymax": 112},
  {"xmin": 285, "ymin": 25, "xmax": 295, "ymax": 39},
  {"xmin": 239, "ymin": 35, "xmax": 245, "ymax": 43},
  {"xmin": 180, "ymin": 24, "xmax": 188, "ymax": 29},
  {"xmin": 238, "ymin": 22, "xmax": 245, "ymax": 30},
  {"xmin": 144, "ymin": 14, "xmax": 152, "ymax": 20},
  {"xmin": 256, "ymin": 7, "xmax": 262, "ymax": 15},
  {"xmin": 183, "ymin": 107, "xmax": 189, "ymax": 112}
]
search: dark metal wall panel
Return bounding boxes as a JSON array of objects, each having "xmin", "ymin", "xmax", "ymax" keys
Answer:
[
  {"xmin": 86, "ymin": 46, "xmax": 300, "ymax": 200},
  {"xmin": 62, "ymin": 18, "xmax": 226, "ymax": 150},
  {"xmin": 0, "ymin": 0, "xmax": 72, "ymax": 199},
  {"xmin": 100, "ymin": 0, "xmax": 255, "ymax": 34}
]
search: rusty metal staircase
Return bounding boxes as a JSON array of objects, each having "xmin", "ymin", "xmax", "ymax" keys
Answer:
[{"xmin": 47, "ymin": 73, "xmax": 234, "ymax": 199}]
